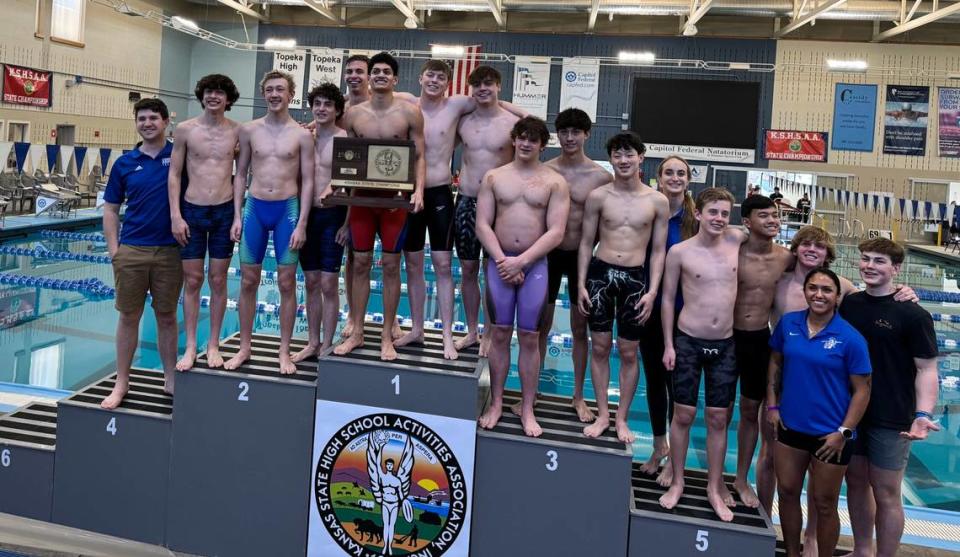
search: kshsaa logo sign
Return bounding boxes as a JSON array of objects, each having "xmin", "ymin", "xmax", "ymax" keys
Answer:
[{"xmin": 310, "ymin": 405, "xmax": 473, "ymax": 556}]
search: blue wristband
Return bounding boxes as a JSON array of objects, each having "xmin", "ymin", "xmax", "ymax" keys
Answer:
[{"xmin": 915, "ymin": 411, "xmax": 933, "ymax": 420}]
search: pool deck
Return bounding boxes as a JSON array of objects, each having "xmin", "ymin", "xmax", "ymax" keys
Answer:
[
  {"xmin": 907, "ymin": 243, "xmax": 960, "ymax": 265},
  {"xmin": 0, "ymin": 208, "xmax": 103, "ymax": 240}
]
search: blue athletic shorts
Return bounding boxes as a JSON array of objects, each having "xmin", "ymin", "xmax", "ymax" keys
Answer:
[
  {"xmin": 239, "ymin": 196, "xmax": 300, "ymax": 266},
  {"xmin": 300, "ymin": 205, "xmax": 347, "ymax": 273},
  {"xmin": 180, "ymin": 199, "xmax": 235, "ymax": 260}
]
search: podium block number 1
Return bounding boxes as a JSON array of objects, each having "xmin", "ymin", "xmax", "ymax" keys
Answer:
[
  {"xmin": 1, "ymin": 448, "xmax": 10, "ymax": 467},
  {"xmin": 391, "ymin": 374, "xmax": 400, "ymax": 395}
]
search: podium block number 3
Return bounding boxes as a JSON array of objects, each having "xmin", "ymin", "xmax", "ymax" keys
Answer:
[
  {"xmin": 696, "ymin": 530, "xmax": 709, "ymax": 552},
  {"xmin": 545, "ymin": 450, "xmax": 558, "ymax": 471},
  {"xmin": 106, "ymin": 417, "xmax": 117, "ymax": 436},
  {"xmin": 1, "ymin": 448, "xmax": 10, "ymax": 467}
]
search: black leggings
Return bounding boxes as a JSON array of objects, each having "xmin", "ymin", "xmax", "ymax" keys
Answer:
[{"xmin": 639, "ymin": 310, "xmax": 673, "ymax": 437}]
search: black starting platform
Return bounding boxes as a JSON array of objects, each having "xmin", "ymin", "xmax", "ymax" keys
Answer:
[
  {"xmin": 165, "ymin": 333, "xmax": 318, "ymax": 557},
  {"xmin": 52, "ymin": 368, "xmax": 173, "ymax": 545},
  {"xmin": 471, "ymin": 390, "xmax": 633, "ymax": 557},
  {"xmin": 0, "ymin": 401, "xmax": 57, "ymax": 521},
  {"xmin": 630, "ymin": 464, "xmax": 777, "ymax": 557}
]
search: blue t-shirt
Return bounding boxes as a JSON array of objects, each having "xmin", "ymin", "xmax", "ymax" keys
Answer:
[
  {"xmin": 769, "ymin": 310, "xmax": 872, "ymax": 436},
  {"xmin": 648, "ymin": 205, "xmax": 686, "ymax": 313},
  {"xmin": 103, "ymin": 141, "xmax": 176, "ymax": 247}
]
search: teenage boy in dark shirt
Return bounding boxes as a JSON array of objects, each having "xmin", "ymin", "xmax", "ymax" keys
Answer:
[{"xmin": 839, "ymin": 238, "xmax": 940, "ymax": 557}]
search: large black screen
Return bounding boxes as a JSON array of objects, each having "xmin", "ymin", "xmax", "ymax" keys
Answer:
[{"xmin": 630, "ymin": 77, "xmax": 760, "ymax": 150}]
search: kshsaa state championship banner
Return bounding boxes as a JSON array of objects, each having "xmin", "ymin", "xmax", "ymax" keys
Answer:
[
  {"xmin": 883, "ymin": 85, "xmax": 930, "ymax": 156},
  {"xmin": 764, "ymin": 130, "xmax": 828, "ymax": 162},
  {"xmin": 831, "ymin": 83, "xmax": 877, "ymax": 152},
  {"xmin": 512, "ymin": 56, "xmax": 550, "ymax": 120},
  {"xmin": 308, "ymin": 400, "xmax": 474, "ymax": 557},
  {"xmin": 939, "ymin": 87, "xmax": 960, "ymax": 158},
  {"xmin": 3, "ymin": 64, "xmax": 52, "ymax": 107}
]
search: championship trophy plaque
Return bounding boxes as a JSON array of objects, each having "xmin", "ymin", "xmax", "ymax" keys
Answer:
[{"xmin": 326, "ymin": 137, "xmax": 416, "ymax": 209}]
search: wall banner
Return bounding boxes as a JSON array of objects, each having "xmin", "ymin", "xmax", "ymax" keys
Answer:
[
  {"xmin": 308, "ymin": 49, "xmax": 344, "ymax": 97},
  {"xmin": 763, "ymin": 130, "xmax": 828, "ymax": 162},
  {"xmin": 273, "ymin": 50, "xmax": 308, "ymax": 109},
  {"xmin": 559, "ymin": 58, "xmax": 600, "ymax": 122},
  {"xmin": 689, "ymin": 164, "xmax": 709, "ymax": 183},
  {"xmin": 307, "ymin": 400, "xmax": 474, "ymax": 557},
  {"xmin": 939, "ymin": 86, "xmax": 960, "ymax": 158},
  {"xmin": 883, "ymin": 84, "xmax": 929, "ymax": 156},
  {"xmin": 831, "ymin": 83, "xmax": 877, "ymax": 152},
  {"xmin": 2, "ymin": 64, "xmax": 52, "ymax": 108},
  {"xmin": 511, "ymin": 56, "xmax": 550, "ymax": 120},
  {"xmin": 646, "ymin": 143, "xmax": 755, "ymax": 164}
]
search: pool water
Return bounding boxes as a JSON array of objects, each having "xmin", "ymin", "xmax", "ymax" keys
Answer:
[{"xmin": 1, "ymin": 228, "xmax": 959, "ymax": 512}]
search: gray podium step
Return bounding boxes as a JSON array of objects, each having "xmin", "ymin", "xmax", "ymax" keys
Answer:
[
  {"xmin": 471, "ymin": 390, "xmax": 632, "ymax": 557},
  {"xmin": 52, "ymin": 368, "xmax": 173, "ymax": 545},
  {"xmin": 629, "ymin": 464, "xmax": 777, "ymax": 557},
  {"xmin": 775, "ymin": 540, "xmax": 851, "ymax": 556},
  {"xmin": 318, "ymin": 323, "xmax": 487, "ymax": 420},
  {"xmin": 166, "ymin": 333, "xmax": 317, "ymax": 557},
  {"xmin": 0, "ymin": 402, "xmax": 57, "ymax": 521}
]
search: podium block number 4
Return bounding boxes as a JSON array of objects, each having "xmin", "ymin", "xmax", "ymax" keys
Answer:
[
  {"xmin": 696, "ymin": 530, "xmax": 709, "ymax": 552},
  {"xmin": 1, "ymin": 448, "xmax": 10, "ymax": 467},
  {"xmin": 106, "ymin": 417, "xmax": 117, "ymax": 436},
  {"xmin": 545, "ymin": 450, "xmax": 558, "ymax": 472},
  {"xmin": 238, "ymin": 381, "xmax": 250, "ymax": 402}
]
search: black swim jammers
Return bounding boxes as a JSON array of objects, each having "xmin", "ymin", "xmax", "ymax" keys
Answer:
[
  {"xmin": 672, "ymin": 330, "xmax": 738, "ymax": 408},
  {"xmin": 585, "ymin": 257, "xmax": 646, "ymax": 342},
  {"xmin": 404, "ymin": 185, "xmax": 455, "ymax": 253},
  {"xmin": 734, "ymin": 327, "xmax": 771, "ymax": 402},
  {"xmin": 454, "ymin": 194, "xmax": 482, "ymax": 261}
]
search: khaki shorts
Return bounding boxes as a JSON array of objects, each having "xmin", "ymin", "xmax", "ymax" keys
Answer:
[{"xmin": 112, "ymin": 244, "xmax": 183, "ymax": 313}]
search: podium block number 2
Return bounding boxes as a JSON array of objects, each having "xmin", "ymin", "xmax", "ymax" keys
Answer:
[
  {"xmin": 695, "ymin": 530, "xmax": 709, "ymax": 552},
  {"xmin": 237, "ymin": 381, "xmax": 250, "ymax": 402}
]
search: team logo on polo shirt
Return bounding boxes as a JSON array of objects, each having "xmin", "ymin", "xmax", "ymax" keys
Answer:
[
  {"xmin": 162, "ymin": 158, "xmax": 171, "ymax": 166},
  {"xmin": 314, "ymin": 413, "xmax": 468, "ymax": 557},
  {"xmin": 822, "ymin": 337, "xmax": 842, "ymax": 350}
]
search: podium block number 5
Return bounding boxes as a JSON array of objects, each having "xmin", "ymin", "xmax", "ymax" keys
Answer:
[
  {"xmin": 545, "ymin": 450, "xmax": 558, "ymax": 472},
  {"xmin": 1, "ymin": 448, "xmax": 10, "ymax": 467},
  {"xmin": 392, "ymin": 374, "xmax": 400, "ymax": 395},
  {"xmin": 237, "ymin": 381, "xmax": 250, "ymax": 402},
  {"xmin": 106, "ymin": 417, "xmax": 117, "ymax": 436},
  {"xmin": 695, "ymin": 530, "xmax": 709, "ymax": 552}
]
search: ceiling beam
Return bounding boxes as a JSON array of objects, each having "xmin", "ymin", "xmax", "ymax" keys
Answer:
[
  {"xmin": 776, "ymin": 0, "xmax": 848, "ymax": 37},
  {"xmin": 587, "ymin": 0, "xmax": 600, "ymax": 31},
  {"xmin": 687, "ymin": 0, "xmax": 714, "ymax": 27},
  {"xmin": 487, "ymin": 0, "xmax": 504, "ymax": 28},
  {"xmin": 873, "ymin": 1, "xmax": 960, "ymax": 41},
  {"xmin": 389, "ymin": 0, "xmax": 421, "ymax": 27},
  {"xmin": 216, "ymin": 0, "xmax": 263, "ymax": 20},
  {"xmin": 302, "ymin": 0, "xmax": 344, "ymax": 25}
]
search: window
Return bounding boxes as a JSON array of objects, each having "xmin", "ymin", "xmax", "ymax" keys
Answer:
[
  {"xmin": 28, "ymin": 341, "xmax": 64, "ymax": 389},
  {"xmin": 50, "ymin": 0, "xmax": 85, "ymax": 46},
  {"xmin": 8, "ymin": 122, "xmax": 30, "ymax": 143}
]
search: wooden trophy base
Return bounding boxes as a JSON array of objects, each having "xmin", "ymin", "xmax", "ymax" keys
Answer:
[{"xmin": 323, "ymin": 187, "xmax": 414, "ymax": 210}]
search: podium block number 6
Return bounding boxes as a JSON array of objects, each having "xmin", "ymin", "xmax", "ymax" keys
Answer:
[
  {"xmin": 1, "ymin": 448, "xmax": 10, "ymax": 467},
  {"xmin": 237, "ymin": 381, "xmax": 250, "ymax": 402},
  {"xmin": 106, "ymin": 417, "xmax": 117, "ymax": 436},
  {"xmin": 392, "ymin": 374, "xmax": 400, "ymax": 395},
  {"xmin": 696, "ymin": 530, "xmax": 709, "ymax": 552},
  {"xmin": 545, "ymin": 450, "xmax": 558, "ymax": 471}
]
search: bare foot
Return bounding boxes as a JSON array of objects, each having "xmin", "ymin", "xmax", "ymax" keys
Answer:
[
  {"xmin": 479, "ymin": 334, "xmax": 491, "ymax": 357},
  {"xmin": 656, "ymin": 460, "xmax": 674, "ymax": 487},
  {"xmin": 708, "ymin": 486, "xmax": 735, "ymax": 522},
  {"xmin": 391, "ymin": 320, "xmax": 403, "ymax": 340},
  {"xmin": 572, "ymin": 397, "xmax": 595, "ymax": 422},
  {"xmin": 279, "ymin": 351, "xmax": 297, "ymax": 375},
  {"xmin": 478, "ymin": 401, "xmax": 502, "ymax": 429},
  {"xmin": 801, "ymin": 535, "xmax": 818, "ymax": 557},
  {"xmin": 583, "ymin": 416, "xmax": 610, "ymax": 438},
  {"xmin": 340, "ymin": 318, "xmax": 354, "ymax": 340},
  {"xmin": 393, "ymin": 329, "xmax": 424, "ymax": 347},
  {"xmin": 734, "ymin": 478, "xmax": 760, "ymax": 508},
  {"xmin": 176, "ymin": 346, "xmax": 196, "ymax": 372},
  {"xmin": 521, "ymin": 409, "xmax": 542, "ymax": 437},
  {"xmin": 615, "ymin": 420, "xmax": 636, "ymax": 443},
  {"xmin": 659, "ymin": 482, "xmax": 684, "ymax": 510},
  {"xmin": 334, "ymin": 334, "xmax": 364, "ymax": 356},
  {"xmin": 224, "ymin": 348, "xmax": 251, "ymax": 370},
  {"xmin": 454, "ymin": 332, "xmax": 478, "ymax": 351},
  {"xmin": 510, "ymin": 394, "xmax": 538, "ymax": 417},
  {"xmin": 164, "ymin": 376, "xmax": 174, "ymax": 396},
  {"xmin": 380, "ymin": 337, "xmax": 398, "ymax": 361},
  {"xmin": 442, "ymin": 334, "xmax": 459, "ymax": 360},
  {"xmin": 291, "ymin": 343, "xmax": 318, "ymax": 363},
  {"xmin": 720, "ymin": 482, "xmax": 736, "ymax": 507},
  {"xmin": 101, "ymin": 382, "xmax": 128, "ymax": 410},
  {"xmin": 205, "ymin": 344, "xmax": 224, "ymax": 368},
  {"xmin": 639, "ymin": 444, "xmax": 669, "ymax": 475}
]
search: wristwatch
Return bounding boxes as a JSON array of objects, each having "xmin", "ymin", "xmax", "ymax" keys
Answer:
[{"xmin": 837, "ymin": 426, "xmax": 853, "ymax": 440}]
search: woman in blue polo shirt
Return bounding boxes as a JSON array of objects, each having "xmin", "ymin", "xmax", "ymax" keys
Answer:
[{"xmin": 766, "ymin": 267, "xmax": 872, "ymax": 557}]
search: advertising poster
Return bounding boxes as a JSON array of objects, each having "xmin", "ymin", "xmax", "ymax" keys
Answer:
[
  {"xmin": 559, "ymin": 58, "xmax": 600, "ymax": 122},
  {"xmin": 939, "ymin": 86, "xmax": 960, "ymax": 158},
  {"xmin": 831, "ymin": 83, "xmax": 877, "ymax": 152},
  {"xmin": 309, "ymin": 49, "xmax": 344, "ymax": 94},
  {"xmin": 511, "ymin": 56, "xmax": 550, "ymax": 120},
  {"xmin": 2, "ymin": 64, "xmax": 52, "ymax": 108},
  {"xmin": 764, "ymin": 130, "xmax": 828, "ymax": 162},
  {"xmin": 883, "ymin": 84, "xmax": 929, "ymax": 156},
  {"xmin": 307, "ymin": 400, "xmax": 474, "ymax": 557},
  {"xmin": 273, "ymin": 50, "xmax": 308, "ymax": 109}
]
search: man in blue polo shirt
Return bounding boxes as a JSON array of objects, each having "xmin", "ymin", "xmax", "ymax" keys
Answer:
[{"xmin": 101, "ymin": 98, "xmax": 182, "ymax": 409}]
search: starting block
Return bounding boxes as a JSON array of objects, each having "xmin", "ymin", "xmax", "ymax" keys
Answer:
[{"xmin": 0, "ymin": 401, "xmax": 57, "ymax": 521}]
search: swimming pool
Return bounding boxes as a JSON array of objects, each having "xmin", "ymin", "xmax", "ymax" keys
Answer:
[{"xmin": 1, "ymin": 226, "xmax": 959, "ymax": 512}]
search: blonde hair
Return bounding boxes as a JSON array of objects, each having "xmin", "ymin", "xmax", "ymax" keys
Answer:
[
  {"xmin": 790, "ymin": 225, "xmax": 836, "ymax": 265},
  {"xmin": 259, "ymin": 70, "xmax": 296, "ymax": 96}
]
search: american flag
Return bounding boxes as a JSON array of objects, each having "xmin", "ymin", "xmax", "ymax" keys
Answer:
[{"xmin": 446, "ymin": 45, "xmax": 482, "ymax": 96}]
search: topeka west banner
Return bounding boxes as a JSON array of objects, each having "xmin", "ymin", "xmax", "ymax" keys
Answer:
[
  {"xmin": 764, "ymin": 130, "xmax": 828, "ymax": 162},
  {"xmin": 939, "ymin": 87, "xmax": 960, "ymax": 158},
  {"xmin": 883, "ymin": 85, "xmax": 930, "ymax": 156},
  {"xmin": 3, "ymin": 64, "xmax": 52, "ymax": 108}
]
